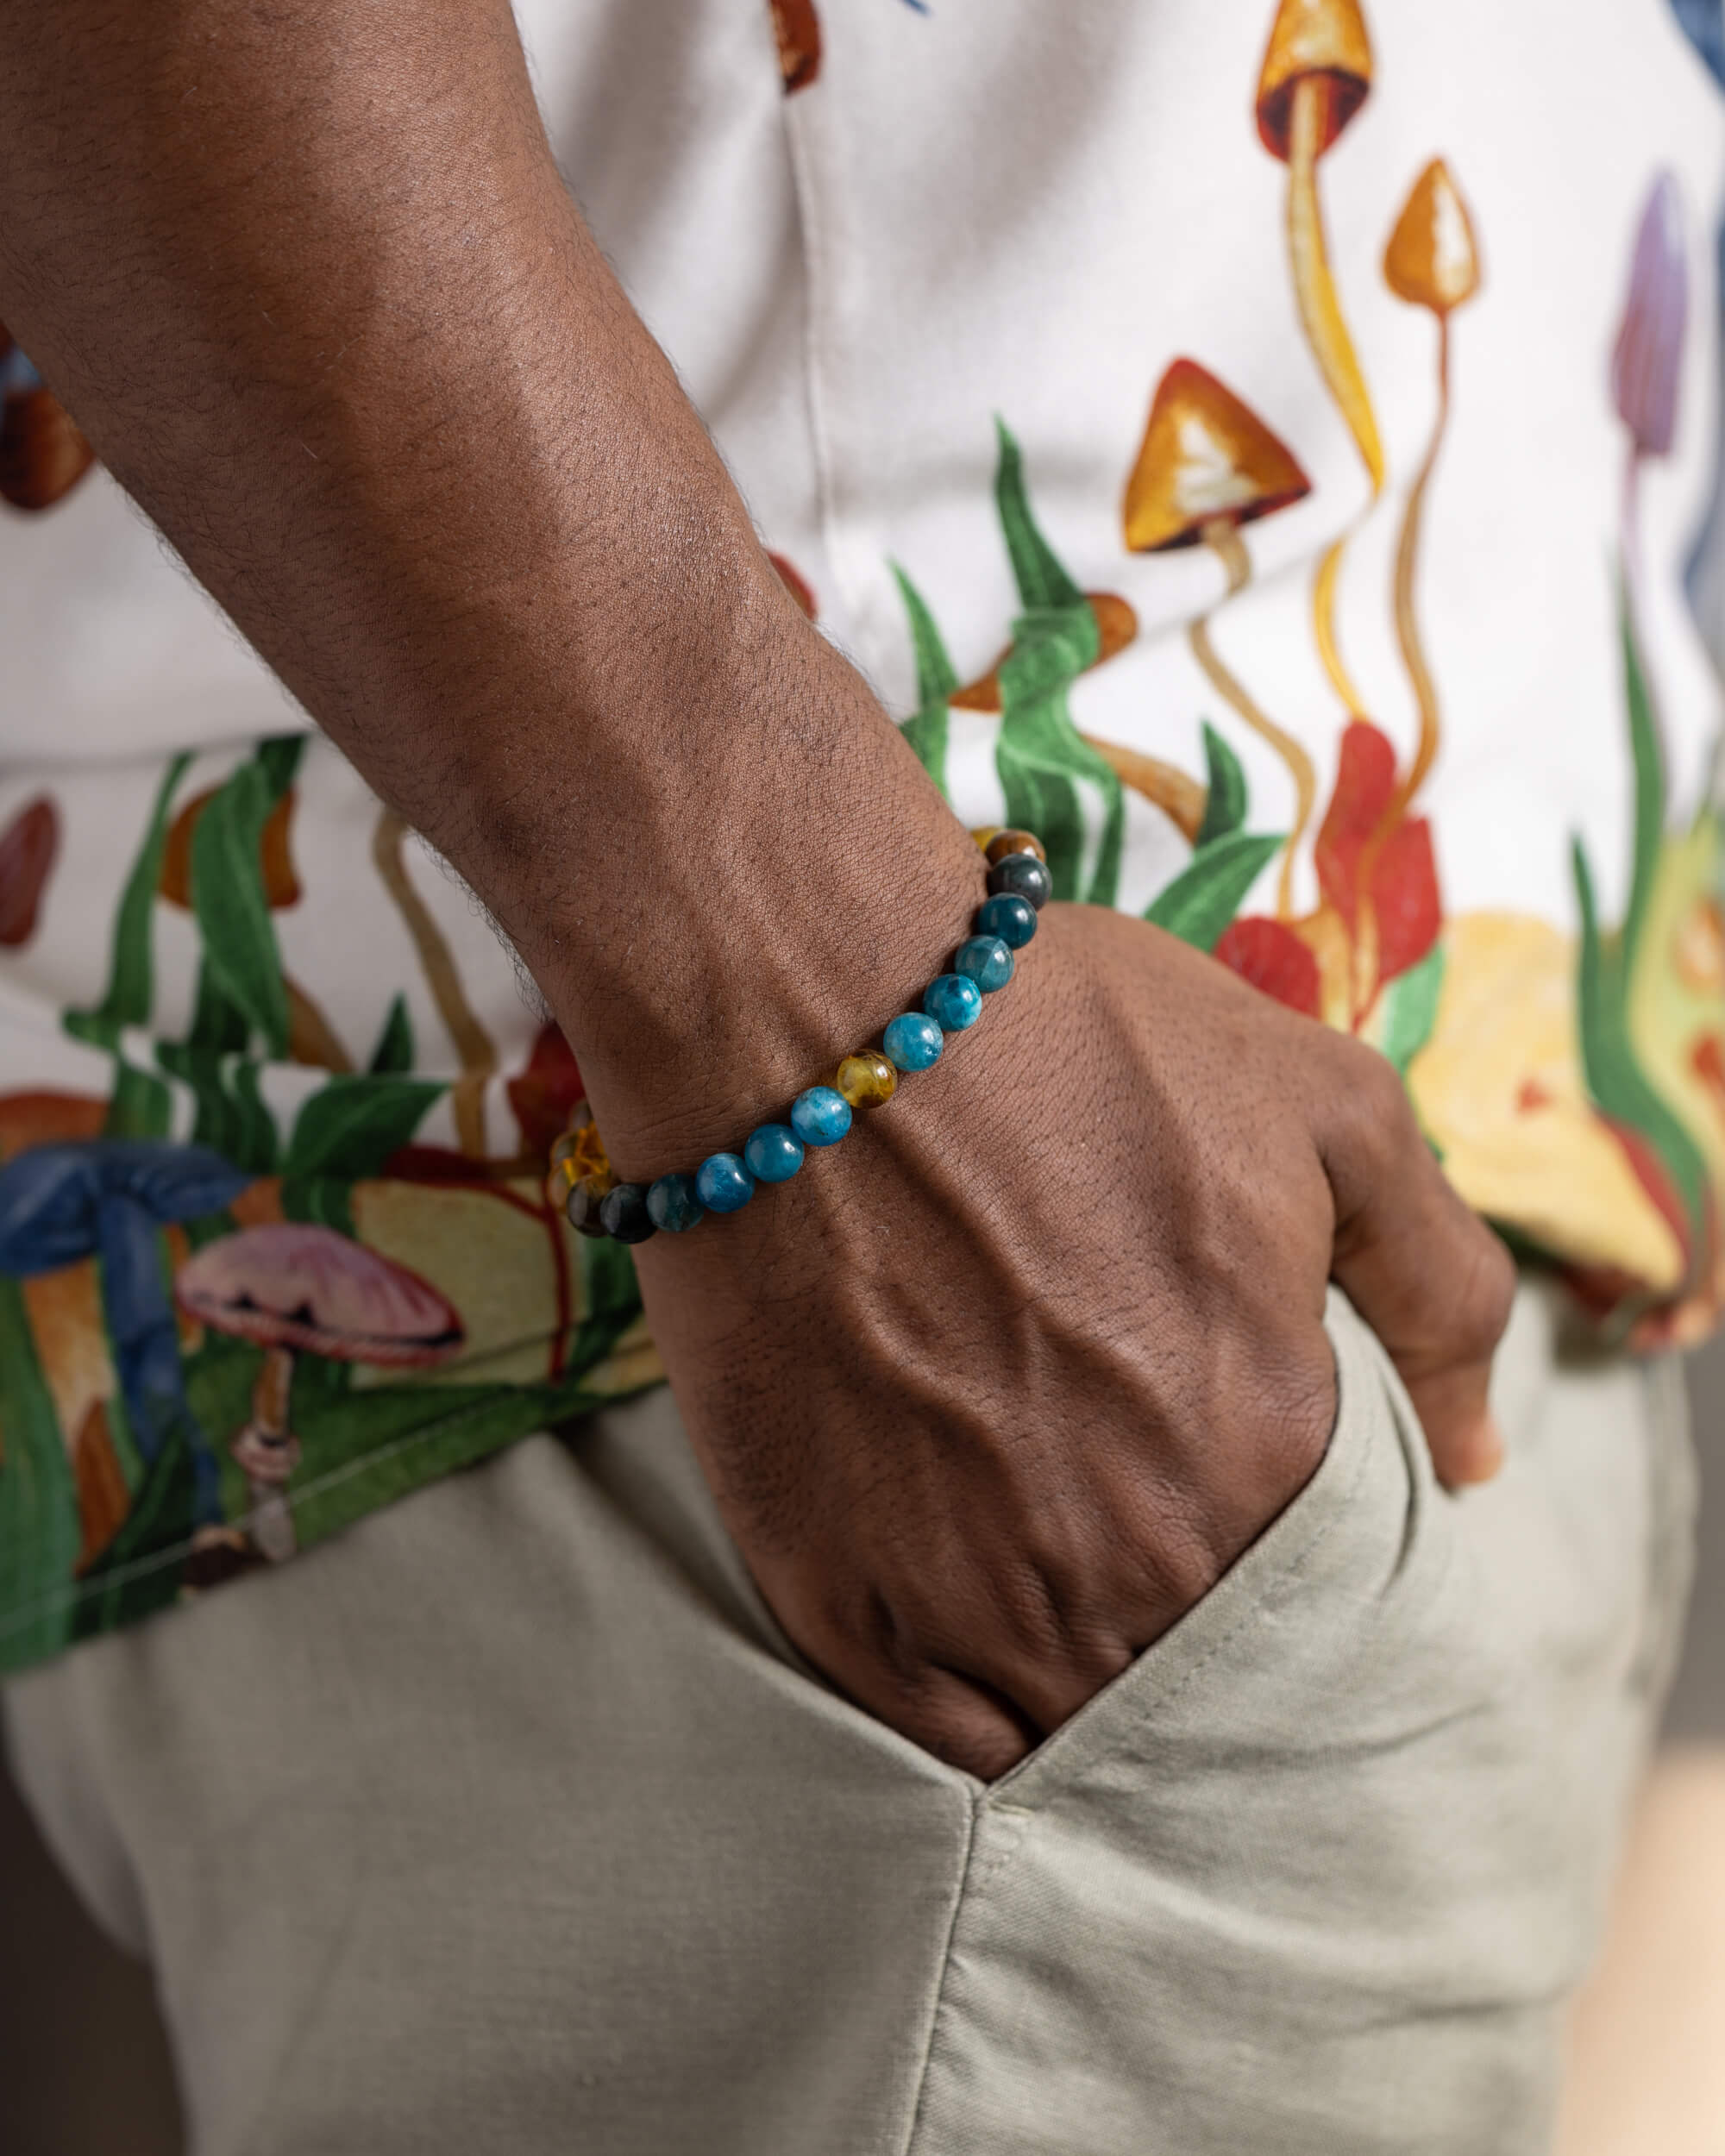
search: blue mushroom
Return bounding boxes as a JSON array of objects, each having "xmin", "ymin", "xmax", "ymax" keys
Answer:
[{"xmin": 0, "ymin": 1141, "xmax": 252, "ymax": 1524}]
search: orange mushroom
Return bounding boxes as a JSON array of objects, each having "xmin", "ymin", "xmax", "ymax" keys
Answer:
[
  {"xmin": 769, "ymin": 0, "xmax": 820, "ymax": 93},
  {"xmin": 1122, "ymin": 358, "xmax": 1314, "ymax": 913},
  {"xmin": 0, "ymin": 796, "xmax": 59, "ymax": 947},
  {"xmin": 0, "ymin": 328, "xmax": 96, "ymax": 512},
  {"xmin": 1360, "ymin": 156, "xmax": 1482, "ymax": 981},
  {"xmin": 1255, "ymin": 0, "xmax": 1383, "ymax": 715}
]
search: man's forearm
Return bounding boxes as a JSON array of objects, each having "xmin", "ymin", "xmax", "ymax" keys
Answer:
[{"xmin": 0, "ymin": 0, "xmax": 975, "ymax": 1159}]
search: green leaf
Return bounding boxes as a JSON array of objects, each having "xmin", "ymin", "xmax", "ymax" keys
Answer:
[
  {"xmin": 891, "ymin": 562, "xmax": 956, "ymax": 796},
  {"xmin": 1571, "ymin": 837, "xmax": 1707, "ymax": 1249},
  {"xmin": 1379, "ymin": 943, "xmax": 1445, "ymax": 1075},
  {"xmin": 256, "ymin": 733, "xmax": 307, "ymax": 798},
  {"xmin": 279, "ymin": 1173, "xmax": 358, "ymax": 1238},
  {"xmin": 66, "ymin": 751, "xmax": 190, "ymax": 1047},
  {"xmin": 68, "ymin": 1424, "xmax": 195, "ymax": 1645},
  {"xmin": 0, "ymin": 1275, "xmax": 80, "ymax": 1672},
  {"xmin": 1144, "ymin": 830, "xmax": 1284, "ymax": 951},
  {"xmin": 1195, "ymin": 721, "xmax": 1249, "ymax": 846},
  {"xmin": 64, "ymin": 753, "xmax": 188, "ymax": 1141},
  {"xmin": 104, "ymin": 1062, "xmax": 172, "ymax": 1142},
  {"xmin": 191, "ymin": 759, "xmax": 290, "ymax": 1056},
  {"xmin": 994, "ymin": 624, "xmax": 1119, "ymax": 905},
  {"xmin": 891, "ymin": 561, "xmax": 959, "ymax": 706},
  {"xmin": 284, "ymin": 1074, "xmax": 445, "ymax": 1181},
  {"xmin": 994, "ymin": 418, "xmax": 1083, "ymax": 612},
  {"xmin": 367, "ymin": 993, "xmax": 416, "ymax": 1075},
  {"xmin": 1619, "ymin": 580, "xmax": 1666, "ymax": 977}
]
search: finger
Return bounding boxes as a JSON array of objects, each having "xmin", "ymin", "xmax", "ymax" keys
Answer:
[
  {"xmin": 1316, "ymin": 1049, "xmax": 1516, "ymax": 1489},
  {"xmin": 812, "ymin": 1635, "xmax": 1039, "ymax": 1781}
]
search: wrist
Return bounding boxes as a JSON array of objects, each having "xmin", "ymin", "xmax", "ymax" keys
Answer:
[{"xmin": 448, "ymin": 569, "xmax": 984, "ymax": 1169}]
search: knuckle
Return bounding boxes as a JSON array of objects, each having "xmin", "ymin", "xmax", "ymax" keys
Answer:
[
  {"xmin": 1449, "ymin": 1223, "xmax": 1517, "ymax": 1355},
  {"xmin": 1323, "ymin": 1040, "xmax": 1416, "ymax": 1162}
]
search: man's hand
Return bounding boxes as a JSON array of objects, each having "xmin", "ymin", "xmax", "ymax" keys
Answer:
[{"xmin": 627, "ymin": 896, "xmax": 1514, "ymax": 1780}]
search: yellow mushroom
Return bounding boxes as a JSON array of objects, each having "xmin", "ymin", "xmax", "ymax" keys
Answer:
[
  {"xmin": 1255, "ymin": 0, "xmax": 1383, "ymax": 716},
  {"xmin": 1381, "ymin": 157, "xmax": 1480, "ymax": 812},
  {"xmin": 1122, "ymin": 357, "xmax": 1315, "ymax": 913}
]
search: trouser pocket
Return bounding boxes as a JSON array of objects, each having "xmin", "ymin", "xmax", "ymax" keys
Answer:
[{"xmin": 904, "ymin": 1284, "xmax": 1670, "ymax": 2156}]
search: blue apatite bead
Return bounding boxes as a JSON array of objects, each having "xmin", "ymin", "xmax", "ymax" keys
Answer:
[
  {"xmin": 923, "ymin": 973, "xmax": 983, "ymax": 1032},
  {"xmin": 953, "ymin": 934, "xmax": 1014, "ymax": 993},
  {"xmin": 743, "ymin": 1123, "xmax": 805, "ymax": 1183},
  {"xmin": 790, "ymin": 1086, "xmax": 852, "ymax": 1148},
  {"xmin": 883, "ymin": 1012, "xmax": 944, "ymax": 1072},
  {"xmin": 976, "ymin": 892, "xmax": 1038, "ymax": 950},
  {"xmin": 646, "ymin": 1172, "xmax": 705, "ymax": 1232},
  {"xmin": 695, "ymin": 1152, "xmax": 756, "ymax": 1214}
]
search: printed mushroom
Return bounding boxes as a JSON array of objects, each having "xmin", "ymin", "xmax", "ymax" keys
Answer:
[
  {"xmin": 1372, "ymin": 160, "xmax": 1482, "ymax": 887},
  {"xmin": 0, "ymin": 1140, "xmax": 252, "ymax": 1523},
  {"xmin": 1255, "ymin": 0, "xmax": 1382, "ymax": 716},
  {"xmin": 769, "ymin": 0, "xmax": 820, "ymax": 93},
  {"xmin": 0, "ymin": 796, "xmax": 59, "ymax": 947},
  {"xmin": 174, "ymin": 1223, "xmax": 464, "ymax": 1562},
  {"xmin": 1122, "ymin": 357, "xmax": 1314, "ymax": 912},
  {"xmin": 0, "ymin": 330, "xmax": 96, "ymax": 511},
  {"xmin": 1612, "ymin": 170, "xmax": 1689, "ymax": 650}
]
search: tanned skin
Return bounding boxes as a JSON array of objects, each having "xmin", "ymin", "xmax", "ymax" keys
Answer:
[{"xmin": 0, "ymin": 1, "xmax": 1512, "ymax": 1776}]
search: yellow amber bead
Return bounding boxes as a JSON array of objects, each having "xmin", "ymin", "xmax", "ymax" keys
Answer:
[
  {"xmin": 984, "ymin": 827, "xmax": 1047, "ymax": 866},
  {"xmin": 549, "ymin": 1128, "xmax": 584, "ymax": 1169},
  {"xmin": 835, "ymin": 1050, "xmax": 898, "ymax": 1110},
  {"xmin": 970, "ymin": 825, "xmax": 1003, "ymax": 856},
  {"xmin": 547, "ymin": 1155, "xmax": 581, "ymax": 1206}
]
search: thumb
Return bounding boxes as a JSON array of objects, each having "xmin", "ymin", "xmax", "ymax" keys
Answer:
[{"xmin": 1317, "ymin": 1053, "xmax": 1517, "ymax": 1488}]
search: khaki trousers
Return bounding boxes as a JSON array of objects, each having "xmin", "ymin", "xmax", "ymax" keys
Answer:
[{"xmin": 3, "ymin": 1286, "xmax": 1695, "ymax": 2155}]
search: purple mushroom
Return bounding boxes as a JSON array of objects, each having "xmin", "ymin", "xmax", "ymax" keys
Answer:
[
  {"xmin": 1612, "ymin": 170, "xmax": 1687, "ymax": 461},
  {"xmin": 175, "ymin": 1223, "xmax": 464, "ymax": 1561}
]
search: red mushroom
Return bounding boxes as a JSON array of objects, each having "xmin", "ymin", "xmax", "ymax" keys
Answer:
[{"xmin": 176, "ymin": 1223, "xmax": 464, "ymax": 1561}]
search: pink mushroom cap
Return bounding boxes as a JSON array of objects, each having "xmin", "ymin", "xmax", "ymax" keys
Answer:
[{"xmin": 175, "ymin": 1221, "xmax": 464, "ymax": 1368}]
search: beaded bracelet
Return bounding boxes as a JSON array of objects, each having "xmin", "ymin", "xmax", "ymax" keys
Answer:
[{"xmin": 545, "ymin": 827, "xmax": 1051, "ymax": 1243}]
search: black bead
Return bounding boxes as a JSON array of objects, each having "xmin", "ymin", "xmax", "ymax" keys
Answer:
[
  {"xmin": 987, "ymin": 852, "xmax": 1052, "ymax": 910},
  {"xmin": 565, "ymin": 1176, "xmax": 612, "ymax": 1238},
  {"xmin": 599, "ymin": 1181, "xmax": 658, "ymax": 1244}
]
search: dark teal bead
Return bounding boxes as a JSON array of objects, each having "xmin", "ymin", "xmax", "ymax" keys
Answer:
[
  {"xmin": 696, "ymin": 1153, "xmax": 755, "ymax": 1213},
  {"xmin": 743, "ymin": 1123, "xmax": 804, "ymax": 1183},
  {"xmin": 953, "ymin": 934, "xmax": 1014, "ymax": 993},
  {"xmin": 883, "ymin": 1012, "xmax": 943, "ymax": 1071},
  {"xmin": 598, "ymin": 1182, "xmax": 656, "ymax": 1244},
  {"xmin": 790, "ymin": 1086, "xmax": 852, "ymax": 1147},
  {"xmin": 646, "ymin": 1173, "xmax": 705, "ymax": 1232},
  {"xmin": 565, "ymin": 1176, "xmax": 612, "ymax": 1238},
  {"xmin": 987, "ymin": 853, "xmax": 1051, "ymax": 910},
  {"xmin": 922, "ymin": 972, "xmax": 983, "ymax": 1031},
  {"xmin": 975, "ymin": 893, "xmax": 1037, "ymax": 950}
]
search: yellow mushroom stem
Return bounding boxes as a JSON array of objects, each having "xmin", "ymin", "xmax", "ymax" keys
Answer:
[
  {"xmin": 372, "ymin": 808, "xmax": 497, "ymax": 1158},
  {"xmin": 1076, "ymin": 736, "xmax": 1206, "ymax": 845},
  {"xmin": 1189, "ymin": 518, "xmax": 1316, "ymax": 919},
  {"xmin": 1350, "ymin": 311, "xmax": 1452, "ymax": 1023},
  {"xmin": 1286, "ymin": 70, "xmax": 1384, "ymax": 718},
  {"xmin": 285, "ymin": 977, "xmax": 354, "ymax": 1073}
]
